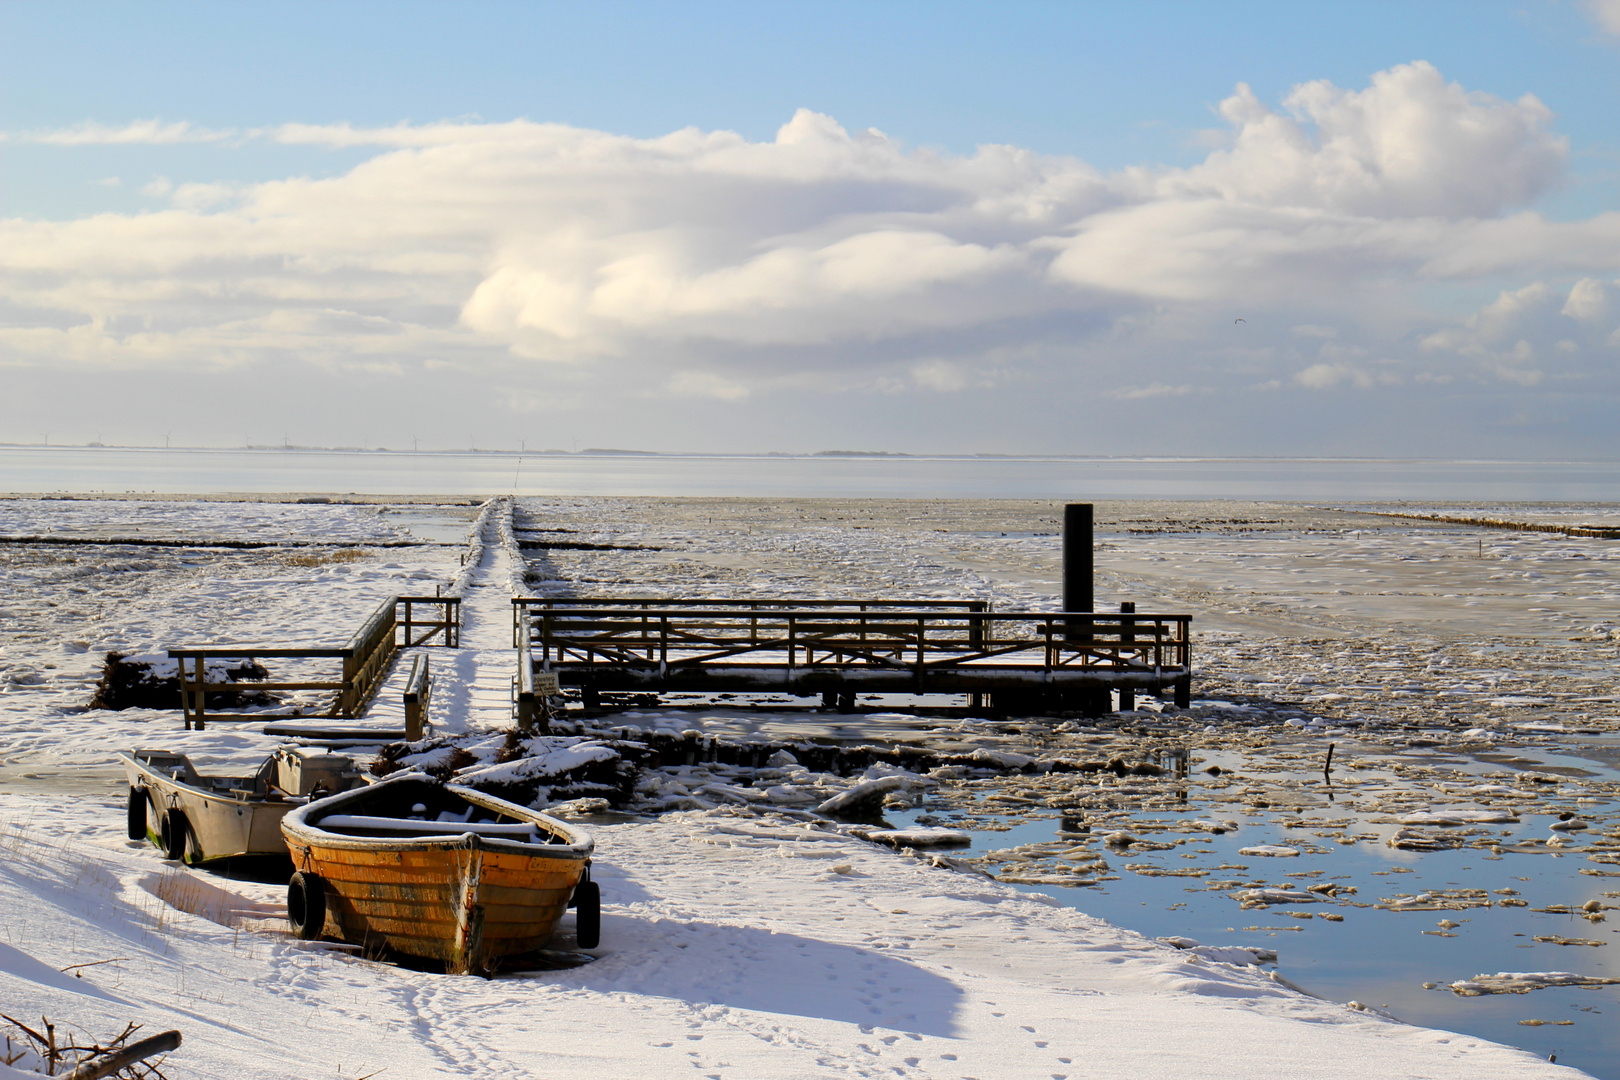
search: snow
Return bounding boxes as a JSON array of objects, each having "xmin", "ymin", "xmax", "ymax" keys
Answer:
[
  {"xmin": 451, "ymin": 739, "xmax": 621, "ymax": 785},
  {"xmin": 1400, "ymin": 809, "xmax": 1520, "ymax": 825},
  {"xmin": 0, "ymin": 800, "xmax": 1582, "ymax": 1079},
  {"xmin": 1238, "ymin": 844, "xmax": 1302, "ymax": 857},
  {"xmin": 0, "ymin": 493, "xmax": 1600, "ymax": 1078},
  {"xmin": 815, "ymin": 775, "xmax": 913, "ymax": 816}
]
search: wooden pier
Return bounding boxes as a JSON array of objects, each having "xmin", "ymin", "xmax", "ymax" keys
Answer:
[
  {"xmin": 169, "ymin": 595, "xmax": 458, "ymax": 730},
  {"xmin": 512, "ymin": 597, "xmax": 1191, "ymax": 723}
]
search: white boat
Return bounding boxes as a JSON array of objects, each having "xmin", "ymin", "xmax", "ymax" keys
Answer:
[{"xmin": 119, "ymin": 746, "xmax": 365, "ymax": 864}]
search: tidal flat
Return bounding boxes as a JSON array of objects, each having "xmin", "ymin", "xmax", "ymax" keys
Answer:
[
  {"xmin": 514, "ymin": 496, "xmax": 1620, "ymax": 1076},
  {"xmin": 1, "ymin": 493, "xmax": 1615, "ymax": 1078}
]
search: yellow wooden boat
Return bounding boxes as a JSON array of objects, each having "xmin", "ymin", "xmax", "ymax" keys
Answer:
[
  {"xmin": 119, "ymin": 747, "xmax": 364, "ymax": 864},
  {"xmin": 280, "ymin": 774, "xmax": 597, "ymax": 974}
]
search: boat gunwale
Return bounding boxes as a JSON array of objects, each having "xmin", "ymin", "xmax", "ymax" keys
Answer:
[
  {"xmin": 117, "ymin": 749, "xmax": 272, "ymax": 807},
  {"xmin": 281, "ymin": 774, "xmax": 593, "ymax": 861}
]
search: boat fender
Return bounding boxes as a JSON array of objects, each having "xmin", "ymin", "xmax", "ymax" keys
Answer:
[
  {"xmin": 573, "ymin": 879, "xmax": 601, "ymax": 950},
  {"xmin": 126, "ymin": 786, "xmax": 147, "ymax": 841},
  {"xmin": 288, "ymin": 871, "xmax": 328, "ymax": 940},
  {"xmin": 567, "ymin": 864, "xmax": 591, "ymax": 908},
  {"xmin": 161, "ymin": 809, "xmax": 194, "ymax": 861},
  {"xmin": 160, "ymin": 809, "xmax": 193, "ymax": 862}
]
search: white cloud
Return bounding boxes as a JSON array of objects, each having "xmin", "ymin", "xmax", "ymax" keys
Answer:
[
  {"xmin": 1587, "ymin": 0, "xmax": 1620, "ymax": 35},
  {"xmin": 0, "ymin": 64, "xmax": 1616, "ymax": 447},
  {"xmin": 1109, "ymin": 383, "xmax": 1212, "ymax": 400},
  {"xmin": 1418, "ymin": 279, "xmax": 1620, "ymax": 387},
  {"xmin": 1162, "ymin": 62, "xmax": 1564, "ymax": 219},
  {"xmin": 9, "ymin": 119, "xmax": 235, "ymax": 145},
  {"xmin": 1561, "ymin": 277, "xmax": 1612, "ymax": 322},
  {"xmin": 1295, "ymin": 363, "xmax": 1374, "ymax": 390}
]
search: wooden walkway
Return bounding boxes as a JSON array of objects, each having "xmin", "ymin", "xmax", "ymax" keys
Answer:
[{"xmin": 512, "ymin": 598, "xmax": 1191, "ymax": 718}]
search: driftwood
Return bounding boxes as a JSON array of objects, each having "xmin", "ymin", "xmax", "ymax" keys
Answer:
[
  {"xmin": 67, "ymin": 1030, "xmax": 181, "ymax": 1080},
  {"xmin": 1, "ymin": 1014, "xmax": 178, "ymax": 1079}
]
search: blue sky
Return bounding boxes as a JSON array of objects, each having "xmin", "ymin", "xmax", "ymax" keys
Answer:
[{"xmin": 3, "ymin": 1, "xmax": 1620, "ymax": 455}]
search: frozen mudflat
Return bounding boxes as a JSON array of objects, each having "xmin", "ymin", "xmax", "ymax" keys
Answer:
[{"xmin": 1, "ymin": 493, "xmax": 1614, "ymax": 1078}]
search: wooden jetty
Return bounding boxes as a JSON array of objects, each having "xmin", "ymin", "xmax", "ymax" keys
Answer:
[
  {"xmin": 512, "ymin": 597, "xmax": 1191, "ymax": 721},
  {"xmin": 169, "ymin": 594, "xmax": 458, "ymax": 732}
]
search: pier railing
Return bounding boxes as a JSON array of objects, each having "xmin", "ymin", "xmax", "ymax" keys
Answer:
[
  {"xmin": 169, "ymin": 595, "xmax": 459, "ymax": 729},
  {"xmin": 512, "ymin": 597, "xmax": 988, "ymax": 647},
  {"xmin": 518, "ymin": 603, "xmax": 1190, "ymax": 705}
]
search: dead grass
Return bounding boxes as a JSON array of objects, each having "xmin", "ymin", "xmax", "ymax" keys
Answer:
[
  {"xmin": 278, "ymin": 547, "xmax": 372, "ymax": 568},
  {"xmin": 2, "ymin": 1014, "xmax": 173, "ymax": 1078}
]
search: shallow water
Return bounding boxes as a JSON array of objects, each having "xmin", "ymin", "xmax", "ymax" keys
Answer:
[
  {"xmin": 8, "ymin": 446, "xmax": 1620, "ymax": 500},
  {"xmin": 883, "ymin": 737, "xmax": 1620, "ymax": 1079}
]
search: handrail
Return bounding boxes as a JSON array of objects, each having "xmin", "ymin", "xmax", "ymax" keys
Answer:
[
  {"xmin": 515, "ymin": 604, "xmax": 539, "ymax": 732},
  {"xmin": 403, "ymin": 653, "xmax": 432, "ymax": 741},
  {"xmin": 529, "ymin": 608, "xmax": 1190, "ymax": 675},
  {"xmin": 512, "ymin": 595, "xmax": 990, "ymax": 647},
  {"xmin": 167, "ymin": 594, "xmax": 462, "ymax": 730}
]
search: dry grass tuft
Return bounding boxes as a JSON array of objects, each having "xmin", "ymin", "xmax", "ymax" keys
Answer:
[
  {"xmin": 2, "ymin": 1014, "xmax": 174, "ymax": 1078},
  {"xmin": 278, "ymin": 547, "xmax": 372, "ymax": 568}
]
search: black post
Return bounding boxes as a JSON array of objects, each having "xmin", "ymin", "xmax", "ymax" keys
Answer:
[
  {"xmin": 1063, "ymin": 503, "xmax": 1093, "ymax": 615},
  {"xmin": 1062, "ymin": 503, "xmax": 1106, "ymax": 716},
  {"xmin": 1117, "ymin": 601, "xmax": 1135, "ymax": 712}
]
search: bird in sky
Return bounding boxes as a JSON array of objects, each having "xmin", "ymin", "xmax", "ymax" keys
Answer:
[{"xmin": 1234, "ymin": 318, "xmax": 1246, "ymax": 324}]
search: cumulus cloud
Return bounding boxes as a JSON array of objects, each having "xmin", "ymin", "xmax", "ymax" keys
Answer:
[
  {"xmin": 1163, "ymin": 62, "xmax": 1564, "ymax": 218},
  {"xmin": 1, "ymin": 63, "xmax": 1616, "ymax": 426},
  {"xmin": 1419, "ymin": 279, "xmax": 1620, "ymax": 386}
]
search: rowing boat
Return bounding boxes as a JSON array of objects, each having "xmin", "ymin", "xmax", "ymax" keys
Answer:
[
  {"xmin": 119, "ymin": 747, "xmax": 365, "ymax": 864},
  {"xmin": 279, "ymin": 773, "xmax": 597, "ymax": 974}
]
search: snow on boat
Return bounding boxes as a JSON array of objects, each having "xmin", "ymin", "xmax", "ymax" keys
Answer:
[
  {"xmin": 279, "ymin": 774, "xmax": 597, "ymax": 975},
  {"xmin": 119, "ymin": 747, "xmax": 365, "ymax": 864}
]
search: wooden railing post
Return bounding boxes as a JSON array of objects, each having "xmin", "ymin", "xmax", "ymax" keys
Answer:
[
  {"xmin": 404, "ymin": 653, "xmax": 430, "ymax": 741},
  {"xmin": 1117, "ymin": 601, "xmax": 1136, "ymax": 711}
]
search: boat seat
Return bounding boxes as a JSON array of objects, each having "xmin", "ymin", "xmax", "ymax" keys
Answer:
[{"xmin": 317, "ymin": 814, "xmax": 545, "ymax": 841}]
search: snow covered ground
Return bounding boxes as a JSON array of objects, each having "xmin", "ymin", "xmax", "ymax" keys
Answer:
[{"xmin": 1, "ymin": 494, "xmax": 1609, "ymax": 1078}]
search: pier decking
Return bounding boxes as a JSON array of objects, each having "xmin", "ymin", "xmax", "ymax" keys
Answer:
[{"xmin": 512, "ymin": 597, "xmax": 1192, "ymax": 717}]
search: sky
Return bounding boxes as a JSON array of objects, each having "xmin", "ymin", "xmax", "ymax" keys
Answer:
[{"xmin": 3, "ymin": 0, "xmax": 1620, "ymax": 457}]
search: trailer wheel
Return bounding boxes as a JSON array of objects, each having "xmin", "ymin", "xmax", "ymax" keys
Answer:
[
  {"xmin": 126, "ymin": 787, "xmax": 146, "ymax": 841},
  {"xmin": 288, "ymin": 872, "xmax": 327, "ymax": 940},
  {"xmin": 573, "ymin": 880, "xmax": 600, "ymax": 949},
  {"xmin": 160, "ymin": 809, "xmax": 193, "ymax": 862}
]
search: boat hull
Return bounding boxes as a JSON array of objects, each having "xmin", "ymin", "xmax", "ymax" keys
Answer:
[
  {"xmin": 119, "ymin": 751, "xmax": 293, "ymax": 863},
  {"xmin": 281, "ymin": 777, "xmax": 592, "ymax": 974}
]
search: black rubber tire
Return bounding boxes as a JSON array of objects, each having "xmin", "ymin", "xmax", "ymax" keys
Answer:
[
  {"xmin": 573, "ymin": 880, "xmax": 600, "ymax": 949},
  {"xmin": 288, "ymin": 871, "xmax": 327, "ymax": 940},
  {"xmin": 160, "ymin": 809, "xmax": 192, "ymax": 861},
  {"xmin": 126, "ymin": 787, "xmax": 146, "ymax": 841}
]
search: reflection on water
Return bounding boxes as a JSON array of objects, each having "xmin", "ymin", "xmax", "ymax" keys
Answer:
[{"xmin": 884, "ymin": 736, "xmax": 1620, "ymax": 1080}]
